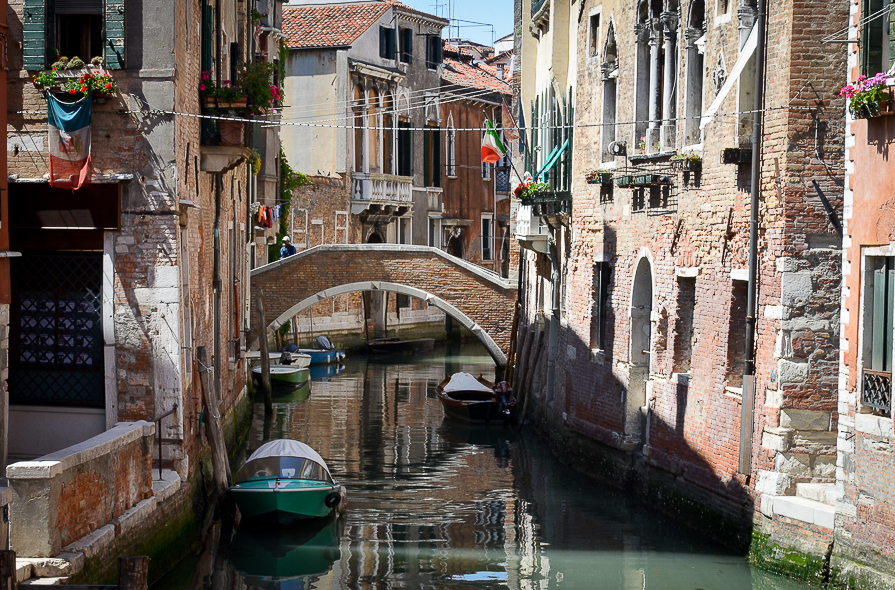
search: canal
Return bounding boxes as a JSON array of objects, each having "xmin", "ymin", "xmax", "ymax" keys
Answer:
[{"xmin": 159, "ymin": 342, "xmax": 813, "ymax": 589}]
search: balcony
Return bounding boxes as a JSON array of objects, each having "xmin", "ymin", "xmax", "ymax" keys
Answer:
[
  {"xmin": 519, "ymin": 190, "xmax": 572, "ymax": 218},
  {"xmin": 350, "ymin": 172, "xmax": 413, "ymax": 216},
  {"xmin": 515, "ymin": 204, "xmax": 549, "ymax": 254}
]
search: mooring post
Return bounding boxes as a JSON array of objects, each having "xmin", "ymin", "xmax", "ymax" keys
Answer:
[
  {"xmin": 256, "ymin": 289, "xmax": 273, "ymax": 413},
  {"xmin": 117, "ymin": 556, "xmax": 149, "ymax": 590},
  {"xmin": 197, "ymin": 346, "xmax": 231, "ymax": 499},
  {"xmin": 0, "ymin": 550, "xmax": 15, "ymax": 590}
]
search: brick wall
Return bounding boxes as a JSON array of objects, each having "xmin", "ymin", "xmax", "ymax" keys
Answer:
[{"xmin": 516, "ymin": 0, "xmax": 846, "ymax": 528}]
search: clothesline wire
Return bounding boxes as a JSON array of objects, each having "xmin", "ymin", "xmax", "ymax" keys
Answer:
[{"xmin": 821, "ymin": 5, "xmax": 891, "ymax": 43}]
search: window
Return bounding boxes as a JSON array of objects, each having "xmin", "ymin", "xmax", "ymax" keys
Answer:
[
  {"xmin": 725, "ymin": 279, "xmax": 748, "ymax": 388},
  {"xmin": 590, "ymin": 262, "xmax": 611, "ymax": 350},
  {"xmin": 23, "ymin": 0, "xmax": 126, "ymax": 70},
  {"xmin": 601, "ymin": 23, "xmax": 618, "ymax": 162},
  {"xmin": 400, "ymin": 27, "xmax": 413, "ymax": 63},
  {"xmin": 379, "ymin": 26, "xmax": 397, "ymax": 60},
  {"xmin": 428, "ymin": 217, "xmax": 442, "ymax": 248},
  {"xmin": 311, "ymin": 219, "xmax": 324, "ymax": 246},
  {"xmin": 335, "ymin": 211, "xmax": 349, "ymax": 244},
  {"xmin": 863, "ymin": 257, "xmax": 894, "ymax": 414},
  {"xmin": 481, "ymin": 215, "xmax": 493, "ymax": 261},
  {"xmin": 860, "ymin": 0, "xmax": 895, "ymax": 75},
  {"xmin": 397, "ymin": 119, "xmax": 413, "ymax": 176},
  {"xmin": 482, "ymin": 161, "xmax": 492, "ymax": 180},
  {"xmin": 684, "ymin": 1, "xmax": 706, "ymax": 146},
  {"xmin": 426, "ymin": 35, "xmax": 442, "ymax": 69},
  {"xmin": 445, "ymin": 120, "xmax": 457, "ymax": 177},
  {"xmin": 399, "ymin": 217, "xmax": 412, "ymax": 244},
  {"xmin": 717, "ymin": 0, "xmax": 730, "ymax": 15},
  {"xmin": 424, "ymin": 124, "xmax": 441, "ymax": 188},
  {"xmin": 588, "ymin": 13, "xmax": 601, "ymax": 59},
  {"xmin": 673, "ymin": 276, "xmax": 696, "ymax": 373},
  {"xmin": 634, "ymin": 0, "xmax": 678, "ymax": 154}
]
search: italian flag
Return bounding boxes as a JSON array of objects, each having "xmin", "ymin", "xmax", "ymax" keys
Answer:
[
  {"xmin": 48, "ymin": 93, "xmax": 93, "ymax": 190},
  {"xmin": 481, "ymin": 119, "xmax": 507, "ymax": 163}
]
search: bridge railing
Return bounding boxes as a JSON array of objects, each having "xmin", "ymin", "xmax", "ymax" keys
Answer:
[{"xmin": 352, "ymin": 172, "xmax": 413, "ymax": 203}]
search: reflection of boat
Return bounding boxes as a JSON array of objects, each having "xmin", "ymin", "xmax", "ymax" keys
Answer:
[
  {"xmin": 252, "ymin": 366, "xmax": 310, "ymax": 388},
  {"xmin": 367, "ymin": 337, "xmax": 436, "ymax": 354},
  {"xmin": 295, "ymin": 336, "xmax": 345, "ymax": 366},
  {"xmin": 436, "ymin": 373, "xmax": 516, "ymax": 424},
  {"xmin": 268, "ymin": 379, "xmax": 311, "ymax": 404},
  {"xmin": 246, "ymin": 350, "xmax": 312, "ymax": 368},
  {"xmin": 308, "ymin": 363, "xmax": 345, "ymax": 382},
  {"xmin": 228, "ymin": 517, "xmax": 341, "ymax": 586},
  {"xmin": 231, "ymin": 439, "xmax": 347, "ymax": 522}
]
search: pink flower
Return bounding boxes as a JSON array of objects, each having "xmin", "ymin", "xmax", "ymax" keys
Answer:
[{"xmin": 199, "ymin": 84, "xmax": 206, "ymax": 91}]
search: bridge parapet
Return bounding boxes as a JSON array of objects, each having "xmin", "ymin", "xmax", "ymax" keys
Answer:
[{"xmin": 249, "ymin": 244, "xmax": 517, "ymax": 365}]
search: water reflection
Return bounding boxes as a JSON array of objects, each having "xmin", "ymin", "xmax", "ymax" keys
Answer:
[{"xmin": 160, "ymin": 343, "xmax": 810, "ymax": 590}]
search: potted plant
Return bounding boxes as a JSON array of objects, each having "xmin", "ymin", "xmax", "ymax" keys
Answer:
[
  {"xmin": 32, "ymin": 68, "xmax": 118, "ymax": 99},
  {"xmin": 670, "ymin": 152, "xmax": 702, "ymax": 172},
  {"xmin": 583, "ymin": 168, "xmax": 613, "ymax": 184},
  {"xmin": 842, "ymin": 72, "xmax": 891, "ymax": 119},
  {"xmin": 200, "ymin": 62, "xmax": 281, "ymax": 113},
  {"xmin": 721, "ymin": 147, "xmax": 752, "ymax": 165}
]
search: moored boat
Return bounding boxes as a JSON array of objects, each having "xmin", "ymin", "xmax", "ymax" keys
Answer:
[
  {"xmin": 231, "ymin": 439, "xmax": 346, "ymax": 522},
  {"xmin": 436, "ymin": 372, "xmax": 516, "ymax": 424},
  {"xmin": 367, "ymin": 337, "xmax": 436, "ymax": 354},
  {"xmin": 245, "ymin": 350, "xmax": 312, "ymax": 368},
  {"xmin": 252, "ymin": 365, "xmax": 310, "ymax": 388},
  {"xmin": 295, "ymin": 336, "xmax": 346, "ymax": 366}
]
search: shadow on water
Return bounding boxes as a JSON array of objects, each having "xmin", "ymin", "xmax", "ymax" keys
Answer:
[{"xmin": 155, "ymin": 342, "xmax": 813, "ymax": 590}]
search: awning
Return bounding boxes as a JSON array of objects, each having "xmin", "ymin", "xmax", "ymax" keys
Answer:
[
  {"xmin": 700, "ymin": 24, "xmax": 758, "ymax": 129},
  {"xmin": 535, "ymin": 138, "xmax": 569, "ymax": 181}
]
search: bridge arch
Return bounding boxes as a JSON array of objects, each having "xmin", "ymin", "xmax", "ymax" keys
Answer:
[
  {"xmin": 249, "ymin": 244, "xmax": 517, "ymax": 367},
  {"xmin": 264, "ymin": 281, "xmax": 506, "ymax": 365}
]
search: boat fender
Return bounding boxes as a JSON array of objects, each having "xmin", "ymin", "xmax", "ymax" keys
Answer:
[{"xmin": 325, "ymin": 491, "xmax": 342, "ymax": 508}]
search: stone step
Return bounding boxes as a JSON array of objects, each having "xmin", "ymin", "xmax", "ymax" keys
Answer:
[
  {"xmin": 773, "ymin": 495, "xmax": 836, "ymax": 530},
  {"xmin": 797, "ymin": 482, "xmax": 836, "ymax": 506},
  {"xmin": 21, "ymin": 577, "xmax": 70, "ymax": 585},
  {"xmin": 15, "ymin": 560, "xmax": 32, "ymax": 584}
]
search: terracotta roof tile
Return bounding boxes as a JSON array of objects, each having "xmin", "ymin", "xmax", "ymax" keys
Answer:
[
  {"xmin": 283, "ymin": 3, "xmax": 391, "ymax": 49},
  {"xmin": 442, "ymin": 54, "xmax": 512, "ymax": 96}
]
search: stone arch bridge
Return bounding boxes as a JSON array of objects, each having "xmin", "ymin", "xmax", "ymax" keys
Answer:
[{"xmin": 249, "ymin": 244, "xmax": 517, "ymax": 366}]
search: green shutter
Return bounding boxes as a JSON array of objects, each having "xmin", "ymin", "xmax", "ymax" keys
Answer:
[
  {"xmin": 423, "ymin": 128, "xmax": 430, "ymax": 187},
  {"xmin": 23, "ymin": 0, "xmax": 47, "ymax": 70},
  {"xmin": 862, "ymin": 0, "xmax": 884, "ymax": 75},
  {"xmin": 873, "ymin": 265, "xmax": 889, "ymax": 371},
  {"xmin": 433, "ymin": 127, "xmax": 441, "ymax": 187},
  {"xmin": 104, "ymin": 0, "xmax": 125, "ymax": 69}
]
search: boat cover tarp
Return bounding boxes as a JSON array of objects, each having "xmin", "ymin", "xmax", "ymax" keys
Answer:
[
  {"xmin": 247, "ymin": 439, "xmax": 329, "ymax": 472},
  {"xmin": 443, "ymin": 372, "xmax": 492, "ymax": 393}
]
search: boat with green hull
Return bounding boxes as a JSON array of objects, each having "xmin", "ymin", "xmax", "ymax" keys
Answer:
[{"xmin": 231, "ymin": 439, "xmax": 346, "ymax": 523}]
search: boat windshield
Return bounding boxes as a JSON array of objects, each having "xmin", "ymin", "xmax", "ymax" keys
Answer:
[{"xmin": 235, "ymin": 456, "xmax": 333, "ymax": 483}]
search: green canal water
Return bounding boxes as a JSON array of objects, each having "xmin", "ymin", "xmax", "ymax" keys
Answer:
[{"xmin": 158, "ymin": 342, "xmax": 813, "ymax": 589}]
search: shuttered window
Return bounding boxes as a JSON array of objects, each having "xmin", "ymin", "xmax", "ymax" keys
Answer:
[
  {"xmin": 379, "ymin": 26, "xmax": 396, "ymax": 60},
  {"xmin": 425, "ymin": 35, "xmax": 442, "ymax": 69},
  {"xmin": 22, "ymin": 0, "xmax": 125, "ymax": 70}
]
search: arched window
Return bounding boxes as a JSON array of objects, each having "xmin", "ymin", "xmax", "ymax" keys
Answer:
[
  {"xmin": 601, "ymin": 22, "xmax": 619, "ymax": 162},
  {"xmin": 633, "ymin": 1, "xmax": 651, "ymax": 150},
  {"xmin": 383, "ymin": 92, "xmax": 394, "ymax": 174},
  {"xmin": 683, "ymin": 0, "xmax": 706, "ymax": 146}
]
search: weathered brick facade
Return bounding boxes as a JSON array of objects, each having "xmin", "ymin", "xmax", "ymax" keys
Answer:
[
  {"xmin": 834, "ymin": 0, "xmax": 895, "ymax": 585},
  {"xmin": 515, "ymin": 0, "xmax": 846, "ymax": 566}
]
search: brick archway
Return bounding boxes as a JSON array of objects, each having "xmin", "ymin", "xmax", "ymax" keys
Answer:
[{"xmin": 249, "ymin": 245, "xmax": 517, "ymax": 366}]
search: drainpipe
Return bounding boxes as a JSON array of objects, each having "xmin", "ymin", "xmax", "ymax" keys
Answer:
[
  {"xmin": 739, "ymin": 0, "xmax": 767, "ymax": 476},
  {"xmin": 214, "ymin": 175, "xmax": 223, "ymax": 399}
]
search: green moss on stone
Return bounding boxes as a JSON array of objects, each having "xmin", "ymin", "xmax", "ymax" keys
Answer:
[{"xmin": 748, "ymin": 530, "xmax": 832, "ymax": 585}]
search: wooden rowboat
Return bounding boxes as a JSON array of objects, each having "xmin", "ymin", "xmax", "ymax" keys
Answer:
[{"xmin": 436, "ymin": 372, "xmax": 515, "ymax": 424}]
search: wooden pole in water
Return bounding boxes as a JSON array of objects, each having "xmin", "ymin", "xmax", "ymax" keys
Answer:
[
  {"xmin": 117, "ymin": 556, "xmax": 149, "ymax": 590},
  {"xmin": 292, "ymin": 316, "xmax": 299, "ymax": 347},
  {"xmin": 504, "ymin": 304, "xmax": 520, "ymax": 384},
  {"xmin": 197, "ymin": 346, "xmax": 231, "ymax": 498},
  {"xmin": 0, "ymin": 550, "xmax": 15, "ymax": 590},
  {"xmin": 513, "ymin": 326, "xmax": 533, "ymax": 394},
  {"xmin": 256, "ymin": 289, "xmax": 273, "ymax": 412}
]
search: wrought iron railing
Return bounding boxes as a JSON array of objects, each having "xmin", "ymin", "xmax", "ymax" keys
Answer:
[
  {"xmin": 9, "ymin": 254, "xmax": 105, "ymax": 407},
  {"xmin": 519, "ymin": 190, "xmax": 572, "ymax": 217},
  {"xmin": 496, "ymin": 166, "xmax": 511, "ymax": 193},
  {"xmin": 862, "ymin": 369, "xmax": 892, "ymax": 414}
]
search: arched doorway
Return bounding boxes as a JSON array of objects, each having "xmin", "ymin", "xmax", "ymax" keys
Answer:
[
  {"xmin": 627, "ymin": 255, "xmax": 653, "ymax": 449},
  {"xmin": 365, "ymin": 231, "xmax": 387, "ymax": 335}
]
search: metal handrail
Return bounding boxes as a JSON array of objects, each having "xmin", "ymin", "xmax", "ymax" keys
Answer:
[{"xmin": 153, "ymin": 403, "xmax": 178, "ymax": 480}]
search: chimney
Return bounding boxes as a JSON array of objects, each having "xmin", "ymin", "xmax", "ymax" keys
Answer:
[{"xmin": 496, "ymin": 63, "xmax": 505, "ymax": 80}]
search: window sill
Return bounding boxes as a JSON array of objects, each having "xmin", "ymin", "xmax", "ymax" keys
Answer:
[
  {"xmin": 628, "ymin": 151, "xmax": 675, "ymax": 162},
  {"xmin": 725, "ymin": 386, "xmax": 743, "ymax": 398}
]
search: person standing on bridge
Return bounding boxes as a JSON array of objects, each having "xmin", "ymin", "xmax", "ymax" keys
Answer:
[{"xmin": 280, "ymin": 235, "xmax": 296, "ymax": 258}]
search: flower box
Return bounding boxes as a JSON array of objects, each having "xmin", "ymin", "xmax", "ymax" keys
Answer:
[
  {"xmin": 616, "ymin": 175, "xmax": 634, "ymax": 188},
  {"xmin": 670, "ymin": 157, "xmax": 702, "ymax": 172},
  {"xmin": 721, "ymin": 148, "xmax": 752, "ymax": 165},
  {"xmin": 634, "ymin": 174, "xmax": 659, "ymax": 186},
  {"xmin": 586, "ymin": 172, "xmax": 613, "ymax": 184},
  {"xmin": 203, "ymin": 96, "xmax": 249, "ymax": 110}
]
